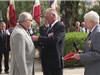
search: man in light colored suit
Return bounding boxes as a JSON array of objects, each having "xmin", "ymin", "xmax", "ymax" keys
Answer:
[
  {"xmin": 10, "ymin": 12, "xmax": 35, "ymax": 75},
  {"xmin": 72, "ymin": 11, "xmax": 100, "ymax": 75}
]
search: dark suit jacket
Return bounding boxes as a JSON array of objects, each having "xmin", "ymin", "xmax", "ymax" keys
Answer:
[
  {"xmin": 39, "ymin": 25, "xmax": 48, "ymax": 36},
  {"xmin": 34, "ymin": 25, "xmax": 48, "ymax": 48},
  {"xmin": 38, "ymin": 25, "xmax": 49, "ymax": 48},
  {"xmin": 39, "ymin": 21, "xmax": 65, "ymax": 69},
  {"xmin": 0, "ymin": 30, "xmax": 10, "ymax": 53}
]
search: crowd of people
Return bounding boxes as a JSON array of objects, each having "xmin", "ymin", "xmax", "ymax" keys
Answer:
[
  {"xmin": 0, "ymin": 7, "xmax": 100, "ymax": 75},
  {"xmin": 75, "ymin": 21, "xmax": 89, "ymax": 33}
]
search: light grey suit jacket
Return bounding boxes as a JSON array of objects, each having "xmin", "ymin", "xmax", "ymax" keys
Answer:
[
  {"xmin": 10, "ymin": 25, "xmax": 35, "ymax": 75},
  {"xmin": 80, "ymin": 24, "xmax": 100, "ymax": 75}
]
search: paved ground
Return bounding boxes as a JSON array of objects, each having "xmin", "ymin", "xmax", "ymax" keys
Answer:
[
  {"xmin": 34, "ymin": 60, "xmax": 84, "ymax": 75},
  {"xmin": 0, "ymin": 59, "xmax": 84, "ymax": 75}
]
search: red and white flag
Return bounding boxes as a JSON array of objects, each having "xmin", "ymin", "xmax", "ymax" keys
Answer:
[
  {"xmin": 7, "ymin": 0, "xmax": 16, "ymax": 27},
  {"xmin": 32, "ymin": 0, "xmax": 41, "ymax": 26}
]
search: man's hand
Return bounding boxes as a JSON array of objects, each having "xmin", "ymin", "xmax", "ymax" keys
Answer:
[
  {"xmin": 32, "ymin": 35, "xmax": 39, "ymax": 41},
  {"xmin": 48, "ymin": 32, "xmax": 54, "ymax": 37},
  {"xmin": 71, "ymin": 53, "xmax": 80, "ymax": 60}
]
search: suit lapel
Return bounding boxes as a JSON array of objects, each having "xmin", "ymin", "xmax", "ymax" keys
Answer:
[
  {"xmin": 18, "ymin": 25, "xmax": 33, "ymax": 44},
  {"xmin": 89, "ymin": 25, "xmax": 97, "ymax": 39},
  {"xmin": 23, "ymin": 28, "xmax": 33, "ymax": 44},
  {"xmin": 87, "ymin": 25, "xmax": 98, "ymax": 40},
  {"xmin": 84, "ymin": 25, "xmax": 98, "ymax": 52},
  {"xmin": 48, "ymin": 22, "xmax": 58, "ymax": 33},
  {"xmin": 0, "ymin": 31, "xmax": 4, "ymax": 38}
]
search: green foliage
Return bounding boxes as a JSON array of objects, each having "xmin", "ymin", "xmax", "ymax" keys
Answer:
[
  {"xmin": 89, "ymin": 1, "xmax": 100, "ymax": 16},
  {"xmin": 41, "ymin": 1, "xmax": 49, "ymax": 17},
  {"xmin": 15, "ymin": 1, "xmax": 33, "ymax": 19},
  {"xmin": 64, "ymin": 32, "xmax": 87, "ymax": 67},
  {"xmin": 0, "ymin": 1, "xmax": 9, "ymax": 22},
  {"xmin": 60, "ymin": 1, "xmax": 80, "ymax": 32}
]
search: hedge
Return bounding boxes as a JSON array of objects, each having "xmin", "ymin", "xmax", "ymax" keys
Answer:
[{"xmin": 64, "ymin": 32, "xmax": 87, "ymax": 67}]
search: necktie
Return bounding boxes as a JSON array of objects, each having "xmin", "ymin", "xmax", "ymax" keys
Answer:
[
  {"xmin": 47, "ymin": 25, "xmax": 51, "ymax": 33},
  {"xmin": 1, "ymin": 30, "xmax": 4, "ymax": 34},
  {"xmin": 27, "ymin": 30, "xmax": 31, "ymax": 36},
  {"xmin": 87, "ymin": 32, "xmax": 91, "ymax": 38}
]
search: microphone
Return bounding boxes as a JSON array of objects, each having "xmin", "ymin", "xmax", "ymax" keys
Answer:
[{"xmin": 73, "ymin": 41, "xmax": 79, "ymax": 52}]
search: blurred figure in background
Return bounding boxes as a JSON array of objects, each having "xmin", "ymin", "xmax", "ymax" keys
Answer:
[
  {"xmin": 80, "ymin": 21, "xmax": 89, "ymax": 33},
  {"xmin": 80, "ymin": 21, "xmax": 86, "ymax": 32},
  {"xmin": 75, "ymin": 21, "xmax": 81, "ymax": 32},
  {"xmin": 0, "ymin": 21, "xmax": 10, "ymax": 74}
]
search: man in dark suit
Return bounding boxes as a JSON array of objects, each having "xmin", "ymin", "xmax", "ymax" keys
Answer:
[
  {"xmin": 39, "ymin": 18, "xmax": 50, "ymax": 74},
  {"xmin": 32, "ymin": 8, "xmax": 65, "ymax": 75},
  {"xmin": 39, "ymin": 18, "xmax": 49, "ymax": 37},
  {"xmin": 0, "ymin": 21, "xmax": 10, "ymax": 74},
  {"xmin": 72, "ymin": 11, "xmax": 100, "ymax": 75}
]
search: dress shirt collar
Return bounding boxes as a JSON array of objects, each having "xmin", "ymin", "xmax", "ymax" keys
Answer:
[
  {"xmin": 51, "ymin": 20, "xmax": 58, "ymax": 29},
  {"xmin": 90, "ymin": 25, "xmax": 97, "ymax": 33}
]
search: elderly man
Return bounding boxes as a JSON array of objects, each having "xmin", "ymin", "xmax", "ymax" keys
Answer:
[
  {"xmin": 32, "ymin": 8, "xmax": 65, "ymax": 75},
  {"xmin": 72, "ymin": 11, "xmax": 100, "ymax": 75},
  {"xmin": 10, "ymin": 12, "xmax": 35, "ymax": 75}
]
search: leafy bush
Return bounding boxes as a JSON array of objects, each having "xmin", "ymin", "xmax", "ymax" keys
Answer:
[{"xmin": 64, "ymin": 32, "xmax": 87, "ymax": 67}]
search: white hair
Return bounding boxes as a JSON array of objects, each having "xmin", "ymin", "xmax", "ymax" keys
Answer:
[
  {"xmin": 76, "ymin": 21, "xmax": 80, "ymax": 25},
  {"xmin": 18, "ymin": 12, "xmax": 32, "ymax": 23},
  {"xmin": 84, "ymin": 11, "xmax": 99, "ymax": 24},
  {"xmin": 46, "ymin": 8, "xmax": 58, "ymax": 19},
  {"xmin": 0, "ymin": 21, "xmax": 6, "ymax": 27}
]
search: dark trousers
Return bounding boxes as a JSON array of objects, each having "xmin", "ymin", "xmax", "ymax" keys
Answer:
[
  {"xmin": 40, "ymin": 56, "xmax": 63, "ymax": 75},
  {"xmin": 42, "ymin": 67, "xmax": 63, "ymax": 75},
  {"xmin": 0, "ymin": 51, "xmax": 9, "ymax": 72}
]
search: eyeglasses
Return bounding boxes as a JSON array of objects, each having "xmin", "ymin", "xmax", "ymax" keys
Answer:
[
  {"xmin": 25, "ymin": 19, "xmax": 33, "ymax": 22},
  {"xmin": 27, "ymin": 20, "xmax": 33, "ymax": 21}
]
